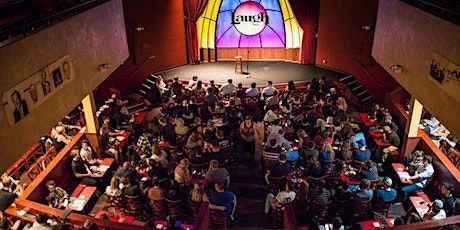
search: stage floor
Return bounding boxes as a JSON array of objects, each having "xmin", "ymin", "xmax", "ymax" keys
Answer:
[{"xmin": 156, "ymin": 61, "xmax": 348, "ymax": 87}]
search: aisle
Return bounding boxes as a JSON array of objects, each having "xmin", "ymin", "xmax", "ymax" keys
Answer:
[{"xmin": 226, "ymin": 151, "xmax": 277, "ymax": 229}]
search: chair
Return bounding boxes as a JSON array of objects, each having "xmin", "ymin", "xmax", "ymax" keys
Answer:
[
  {"xmin": 165, "ymin": 198, "xmax": 185, "ymax": 221},
  {"xmin": 188, "ymin": 200, "xmax": 201, "ymax": 223},
  {"xmin": 331, "ymin": 199, "xmax": 352, "ymax": 224},
  {"xmin": 308, "ymin": 174, "xmax": 328, "ymax": 191},
  {"xmin": 372, "ymin": 198, "xmax": 391, "ymax": 218},
  {"xmin": 26, "ymin": 164, "xmax": 42, "ymax": 181},
  {"xmin": 311, "ymin": 200, "xmax": 332, "ymax": 223},
  {"xmin": 108, "ymin": 193, "xmax": 125, "ymax": 212},
  {"xmin": 209, "ymin": 206, "xmax": 227, "ymax": 230},
  {"xmin": 124, "ymin": 194, "xmax": 144, "ymax": 217},
  {"xmin": 352, "ymin": 198, "xmax": 372, "ymax": 222},
  {"xmin": 369, "ymin": 179, "xmax": 380, "ymax": 190},
  {"xmin": 271, "ymin": 203, "xmax": 285, "ymax": 228},
  {"xmin": 150, "ymin": 199, "xmax": 167, "ymax": 220}
]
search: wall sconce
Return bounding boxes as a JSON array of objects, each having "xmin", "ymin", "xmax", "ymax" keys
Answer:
[
  {"xmin": 134, "ymin": 27, "xmax": 145, "ymax": 32},
  {"xmin": 99, "ymin": 63, "xmax": 110, "ymax": 72},
  {"xmin": 390, "ymin": 64, "xmax": 403, "ymax": 73},
  {"xmin": 361, "ymin": 25, "xmax": 372, "ymax": 31}
]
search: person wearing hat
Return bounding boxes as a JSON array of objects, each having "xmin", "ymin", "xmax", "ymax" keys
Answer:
[
  {"xmin": 350, "ymin": 128, "xmax": 366, "ymax": 150},
  {"xmin": 424, "ymin": 199, "xmax": 447, "ymax": 220},
  {"xmin": 381, "ymin": 125, "xmax": 400, "ymax": 162},
  {"xmin": 375, "ymin": 177, "xmax": 397, "ymax": 202},
  {"xmin": 441, "ymin": 182, "xmax": 455, "ymax": 216},
  {"xmin": 353, "ymin": 139, "xmax": 371, "ymax": 162}
]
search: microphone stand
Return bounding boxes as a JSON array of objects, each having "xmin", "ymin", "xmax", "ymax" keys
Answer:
[{"xmin": 241, "ymin": 47, "xmax": 250, "ymax": 77}]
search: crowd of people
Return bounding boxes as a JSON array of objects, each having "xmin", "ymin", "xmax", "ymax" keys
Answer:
[{"xmin": 2, "ymin": 74, "xmax": 460, "ymax": 229}]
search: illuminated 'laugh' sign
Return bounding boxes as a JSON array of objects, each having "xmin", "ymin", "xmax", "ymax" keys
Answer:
[{"xmin": 232, "ymin": 1, "xmax": 268, "ymax": 36}]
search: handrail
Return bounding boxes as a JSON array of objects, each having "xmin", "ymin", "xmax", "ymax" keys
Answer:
[
  {"xmin": 122, "ymin": 56, "xmax": 156, "ymax": 80},
  {"xmin": 349, "ymin": 56, "xmax": 394, "ymax": 88}
]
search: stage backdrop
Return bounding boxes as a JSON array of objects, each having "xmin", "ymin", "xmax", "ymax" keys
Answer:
[
  {"xmin": 197, "ymin": 0, "xmax": 302, "ymax": 61},
  {"xmin": 1, "ymin": 55, "xmax": 74, "ymax": 126}
]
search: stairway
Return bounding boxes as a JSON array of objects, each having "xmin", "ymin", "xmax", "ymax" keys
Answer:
[
  {"xmin": 339, "ymin": 74, "xmax": 373, "ymax": 104},
  {"xmin": 127, "ymin": 74, "xmax": 158, "ymax": 113}
]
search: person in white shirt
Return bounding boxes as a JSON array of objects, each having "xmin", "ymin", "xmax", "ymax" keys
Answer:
[
  {"xmin": 220, "ymin": 79, "xmax": 236, "ymax": 97},
  {"xmin": 187, "ymin": 76, "xmax": 198, "ymax": 90},
  {"xmin": 245, "ymin": 82, "xmax": 259, "ymax": 97},
  {"xmin": 262, "ymin": 81, "xmax": 278, "ymax": 98},
  {"xmin": 264, "ymin": 182, "xmax": 296, "ymax": 213},
  {"xmin": 401, "ymin": 155, "xmax": 434, "ymax": 201},
  {"xmin": 80, "ymin": 140, "xmax": 98, "ymax": 167},
  {"xmin": 427, "ymin": 199, "xmax": 447, "ymax": 220}
]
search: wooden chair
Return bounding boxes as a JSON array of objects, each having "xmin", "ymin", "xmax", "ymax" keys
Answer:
[
  {"xmin": 352, "ymin": 198, "xmax": 372, "ymax": 222},
  {"xmin": 372, "ymin": 198, "xmax": 391, "ymax": 218},
  {"xmin": 150, "ymin": 199, "xmax": 167, "ymax": 220},
  {"xmin": 26, "ymin": 163, "xmax": 42, "ymax": 181},
  {"xmin": 165, "ymin": 198, "xmax": 184, "ymax": 221},
  {"xmin": 124, "ymin": 194, "xmax": 144, "ymax": 217},
  {"xmin": 209, "ymin": 206, "xmax": 227, "ymax": 230},
  {"xmin": 271, "ymin": 204, "xmax": 285, "ymax": 228},
  {"xmin": 188, "ymin": 200, "xmax": 201, "ymax": 223},
  {"xmin": 311, "ymin": 200, "xmax": 332, "ymax": 223},
  {"xmin": 108, "ymin": 193, "xmax": 125, "ymax": 212}
]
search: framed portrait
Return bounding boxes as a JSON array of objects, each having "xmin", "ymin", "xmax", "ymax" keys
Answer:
[{"xmin": 430, "ymin": 52, "xmax": 460, "ymax": 84}]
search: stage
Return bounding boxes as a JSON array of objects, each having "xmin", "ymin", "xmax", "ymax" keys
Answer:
[{"xmin": 156, "ymin": 61, "xmax": 348, "ymax": 87}]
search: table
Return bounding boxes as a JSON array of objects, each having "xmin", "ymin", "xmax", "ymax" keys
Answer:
[
  {"xmin": 94, "ymin": 210, "xmax": 135, "ymax": 224},
  {"xmin": 69, "ymin": 184, "xmax": 97, "ymax": 211},
  {"xmin": 91, "ymin": 158, "xmax": 115, "ymax": 178},
  {"xmin": 359, "ymin": 113, "xmax": 377, "ymax": 127},
  {"xmin": 359, "ymin": 219, "xmax": 384, "ymax": 229},
  {"xmin": 369, "ymin": 130, "xmax": 390, "ymax": 147},
  {"xmin": 391, "ymin": 163, "xmax": 413, "ymax": 184},
  {"xmin": 133, "ymin": 111, "xmax": 146, "ymax": 125},
  {"xmin": 115, "ymin": 131, "xmax": 131, "ymax": 148},
  {"xmin": 410, "ymin": 195, "xmax": 431, "ymax": 218}
]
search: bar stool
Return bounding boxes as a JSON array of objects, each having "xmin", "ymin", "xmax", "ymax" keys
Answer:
[{"xmin": 234, "ymin": 55, "xmax": 243, "ymax": 74}]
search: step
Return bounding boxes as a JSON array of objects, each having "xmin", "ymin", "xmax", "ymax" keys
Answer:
[
  {"xmin": 142, "ymin": 84, "xmax": 151, "ymax": 89},
  {"xmin": 352, "ymin": 85, "xmax": 363, "ymax": 91},
  {"xmin": 346, "ymin": 80, "xmax": 358, "ymax": 86},
  {"xmin": 127, "ymin": 103, "xmax": 144, "ymax": 110},
  {"xmin": 339, "ymin": 75, "xmax": 354, "ymax": 82},
  {"xmin": 356, "ymin": 90, "xmax": 368, "ymax": 97},
  {"xmin": 139, "ymin": 89, "xmax": 146, "ymax": 95},
  {"xmin": 361, "ymin": 95, "xmax": 373, "ymax": 102},
  {"xmin": 146, "ymin": 79, "xmax": 155, "ymax": 84}
]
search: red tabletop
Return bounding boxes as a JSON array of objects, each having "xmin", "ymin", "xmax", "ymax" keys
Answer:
[
  {"xmin": 69, "ymin": 184, "xmax": 97, "ymax": 211},
  {"xmin": 385, "ymin": 217, "xmax": 396, "ymax": 228},
  {"xmin": 369, "ymin": 130, "xmax": 390, "ymax": 146},
  {"xmin": 115, "ymin": 131, "xmax": 131, "ymax": 147},
  {"xmin": 410, "ymin": 196, "xmax": 431, "ymax": 217},
  {"xmin": 359, "ymin": 113, "xmax": 377, "ymax": 127},
  {"xmin": 133, "ymin": 111, "xmax": 146, "ymax": 125},
  {"xmin": 391, "ymin": 163, "xmax": 413, "ymax": 184},
  {"xmin": 92, "ymin": 158, "xmax": 115, "ymax": 178},
  {"xmin": 94, "ymin": 210, "xmax": 135, "ymax": 224},
  {"xmin": 359, "ymin": 219, "xmax": 384, "ymax": 230}
]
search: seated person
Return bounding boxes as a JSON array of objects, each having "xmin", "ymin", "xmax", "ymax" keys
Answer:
[
  {"xmin": 311, "ymin": 179, "xmax": 332, "ymax": 204},
  {"xmin": 0, "ymin": 210, "xmax": 21, "ymax": 230},
  {"xmin": 440, "ymin": 182, "xmax": 455, "ymax": 216},
  {"xmin": 115, "ymin": 161, "xmax": 137, "ymax": 183},
  {"xmin": 0, "ymin": 173, "xmax": 23, "ymax": 196},
  {"xmin": 206, "ymin": 160, "xmax": 230, "ymax": 187},
  {"xmin": 166, "ymin": 181, "xmax": 183, "ymax": 202},
  {"xmin": 146, "ymin": 159, "xmax": 169, "ymax": 180},
  {"xmin": 150, "ymin": 144, "xmax": 169, "ymax": 166},
  {"xmin": 185, "ymin": 131, "xmax": 204, "ymax": 149},
  {"xmin": 105, "ymin": 176, "xmax": 123, "ymax": 208},
  {"xmin": 148, "ymin": 179, "xmax": 164, "ymax": 201},
  {"xmin": 264, "ymin": 182, "xmax": 296, "ymax": 214},
  {"xmin": 209, "ymin": 181, "xmax": 237, "ymax": 218},
  {"xmin": 401, "ymin": 155, "xmax": 434, "ymax": 201},
  {"xmin": 382, "ymin": 125, "xmax": 401, "ymax": 162},
  {"xmin": 404, "ymin": 150, "xmax": 424, "ymax": 174},
  {"xmin": 350, "ymin": 128, "xmax": 366, "ymax": 150},
  {"xmin": 353, "ymin": 140, "xmax": 371, "ymax": 162},
  {"xmin": 375, "ymin": 177, "xmax": 397, "ymax": 203},
  {"xmin": 265, "ymin": 154, "xmax": 291, "ymax": 184},
  {"xmin": 264, "ymin": 138, "xmax": 282, "ymax": 153},
  {"xmin": 189, "ymin": 182, "xmax": 204, "ymax": 204},
  {"xmin": 174, "ymin": 159, "xmax": 191, "ymax": 185},
  {"xmin": 70, "ymin": 149, "xmax": 97, "ymax": 186},
  {"xmin": 360, "ymin": 160, "xmax": 379, "ymax": 180},
  {"xmin": 79, "ymin": 139, "xmax": 98, "ymax": 169},
  {"xmin": 354, "ymin": 179, "xmax": 373, "ymax": 201},
  {"xmin": 407, "ymin": 199, "xmax": 446, "ymax": 223},
  {"xmin": 120, "ymin": 176, "xmax": 140, "ymax": 196},
  {"xmin": 45, "ymin": 180, "xmax": 69, "ymax": 209}
]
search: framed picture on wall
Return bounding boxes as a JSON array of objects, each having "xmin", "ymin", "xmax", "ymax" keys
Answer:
[{"xmin": 430, "ymin": 52, "xmax": 460, "ymax": 84}]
